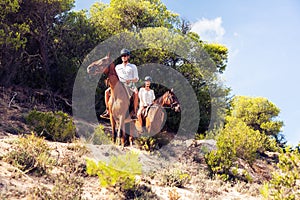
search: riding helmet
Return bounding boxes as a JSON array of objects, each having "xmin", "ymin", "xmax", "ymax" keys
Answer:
[
  {"xmin": 120, "ymin": 48, "xmax": 130, "ymax": 56},
  {"xmin": 144, "ymin": 76, "xmax": 152, "ymax": 82}
]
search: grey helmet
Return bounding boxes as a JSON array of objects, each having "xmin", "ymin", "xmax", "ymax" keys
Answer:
[
  {"xmin": 120, "ymin": 48, "xmax": 130, "ymax": 56},
  {"xmin": 144, "ymin": 76, "xmax": 152, "ymax": 82}
]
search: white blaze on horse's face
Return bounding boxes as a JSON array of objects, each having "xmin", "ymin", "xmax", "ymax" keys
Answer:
[
  {"xmin": 169, "ymin": 91, "xmax": 181, "ymax": 112},
  {"xmin": 174, "ymin": 103, "xmax": 181, "ymax": 112}
]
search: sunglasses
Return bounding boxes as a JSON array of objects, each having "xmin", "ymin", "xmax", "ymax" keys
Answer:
[{"xmin": 121, "ymin": 54, "xmax": 129, "ymax": 57}]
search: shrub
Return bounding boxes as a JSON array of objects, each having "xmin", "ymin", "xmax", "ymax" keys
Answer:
[
  {"xmin": 67, "ymin": 140, "xmax": 90, "ymax": 157},
  {"xmin": 159, "ymin": 167, "xmax": 191, "ymax": 188},
  {"xmin": 92, "ymin": 124, "xmax": 112, "ymax": 145},
  {"xmin": 29, "ymin": 172, "xmax": 84, "ymax": 199},
  {"xmin": 26, "ymin": 110, "xmax": 76, "ymax": 142},
  {"xmin": 86, "ymin": 151, "xmax": 142, "ymax": 190},
  {"xmin": 124, "ymin": 184, "xmax": 159, "ymax": 200},
  {"xmin": 136, "ymin": 136, "xmax": 158, "ymax": 151},
  {"xmin": 261, "ymin": 146, "xmax": 300, "ymax": 200},
  {"xmin": 3, "ymin": 133, "xmax": 54, "ymax": 175},
  {"xmin": 229, "ymin": 96, "xmax": 284, "ymax": 146},
  {"xmin": 205, "ymin": 117, "xmax": 265, "ymax": 181}
]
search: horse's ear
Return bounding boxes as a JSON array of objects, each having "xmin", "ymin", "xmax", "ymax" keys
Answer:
[{"xmin": 106, "ymin": 52, "xmax": 110, "ymax": 58}]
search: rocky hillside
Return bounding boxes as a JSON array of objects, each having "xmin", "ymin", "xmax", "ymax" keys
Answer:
[{"xmin": 0, "ymin": 86, "xmax": 274, "ymax": 199}]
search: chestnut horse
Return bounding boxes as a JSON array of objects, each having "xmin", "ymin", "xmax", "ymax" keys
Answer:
[
  {"xmin": 87, "ymin": 54, "xmax": 134, "ymax": 147},
  {"xmin": 137, "ymin": 89, "xmax": 181, "ymax": 135}
]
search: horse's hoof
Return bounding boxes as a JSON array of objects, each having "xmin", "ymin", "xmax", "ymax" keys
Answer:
[{"xmin": 116, "ymin": 138, "xmax": 120, "ymax": 146}]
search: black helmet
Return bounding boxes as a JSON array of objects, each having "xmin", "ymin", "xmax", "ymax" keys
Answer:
[
  {"xmin": 144, "ymin": 76, "xmax": 152, "ymax": 82},
  {"xmin": 120, "ymin": 48, "xmax": 130, "ymax": 56}
]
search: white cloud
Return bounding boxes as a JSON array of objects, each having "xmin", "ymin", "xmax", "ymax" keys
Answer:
[{"xmin": 191, "ymin": 17, "xmax": 225, "ymax": 43}]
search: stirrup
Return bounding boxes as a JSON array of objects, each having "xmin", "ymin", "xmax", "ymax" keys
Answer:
[
  {"xmin": 131, "ymin": 115, "xmax": 138, "ymax": 120},
  {"xmin": 100, "ymin": 110, "xmax": 110, "ymax": 118}
]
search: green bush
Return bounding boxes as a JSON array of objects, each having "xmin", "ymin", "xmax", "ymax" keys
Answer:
[
  {"xmin": 261, "ymin": 146, "xmax": 300, "ymax": 200},
  {"xmin": 86, "ymin": 151, "xmax": 142, "ymax": 190},
  {"xmin": 92, "ymin": 124, "xmax": 112, "ymax": 145},
  {"xmin": 4, "ymin": 133, "xmax": 54, "ymax": 175},
  {"xmin": 26, "ymin": 110, "xmax": 76, "ymax": 142},
  {"xmin": 136, "ymin": 136, "xmax": 158, "ymax": 151},
  {"xmin": 205, "ymin": 117, "xmax": 265, "ymax": 181}
]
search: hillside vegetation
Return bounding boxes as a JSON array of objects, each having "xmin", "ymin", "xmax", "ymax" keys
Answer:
[{"xmin": 1, "ymin": 0, "xmax": 300, "ymax": 199}]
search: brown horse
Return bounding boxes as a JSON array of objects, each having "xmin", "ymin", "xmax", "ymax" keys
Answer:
[
  {"xmin": 87, "ymin": 54, "xmax": 134, "ymax": 147},
  {"xmin": 137, "ymin": 89, "xmax": 181, "ymax": 135}
]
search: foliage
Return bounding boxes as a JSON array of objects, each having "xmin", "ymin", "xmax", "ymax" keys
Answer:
[
  {"xmin": 67, "ymin": 140, "xmax": 90, "ymax": 157},
  {"xmin": 86, "ymin": 151, "xmax": 142, "ymax": 190},
  {"xmin": 136, "ymin": 136, "xmax": 158, "ymax": 151},
  {"xmin": 92, "ymin": 124, "xmax": 112, "ymax": 145},
  {"xmin": 159, "ymin": 167, "xmax": 191, "ymax": 188},
  {"xmin": 50, "ymin": 10, "xmax": 100, "ymax": 95},
  {"xmin": 90, "ymin": 0, "xmax": 179, "ymax": 37},
  {"xmin": 195, "ymin": 133, "xmax": 206, "ymax": 140},
  {"xmin": 0, "ymin": 0, "xmax": 30, "ymax": 50},
  {"xmin": 261, "ymin": 146, "xmax": 300, "ymax": 200},
  {"xmin": 203, "ymin": 43, "xmax": 228, "ymax": 73},
  {"xmin": 229, "ymin": 96, "xmax": 284, "ymax": 146},
  {"xmin": 124, "ymin": 183, "xmax": 159, "ymax": 200},
  {"xmin": 3, "ymin": 133, "xmax": 54, "ymax": 175},
  {"xmin": 134, "ymin": 27, "xmax": 228, "ymax": 133},
  {"xmin": 205, "ymin": 117, "xmax": 265, "ymax": 181},
  {"xmin": 205, "ymin": 95, "xmax": 284, "ymax": 181},
  {"xmin": 1, "ymin": 0, "xmax": 230, "ymax": 136},
  {"xmin": 26, "ymin": 110, "xmax": 76, "ymax": 142},
  {"xmin": 29, "ymin": 171, "xmax": 84, "ymax": 200},
  {"xmin": 0, "ymin": 0, "xmax": 76, "ymax": 88}
]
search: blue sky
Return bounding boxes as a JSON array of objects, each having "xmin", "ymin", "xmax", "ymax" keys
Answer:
[{"xmin": 74, "ymin": 0, "xmax": 300, "ymax": 146}]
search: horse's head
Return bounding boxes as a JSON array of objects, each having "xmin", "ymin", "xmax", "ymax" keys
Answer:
[
  {"xmin": 87, "ymin": 53, "xmax": 112, "ymax": 75},
  {"xmin": 162, "ymin": 89, "xmax": 181, "ymax": 112}
]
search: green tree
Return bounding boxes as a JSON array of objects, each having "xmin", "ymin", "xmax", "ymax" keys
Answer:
[
  {"xmin": 206, "ymin": 117, "xmax": 265, "ymax": 180},
  {"xmin": 206, "ymin": 96, "xmax": 284, "ymax": 180},
  {"xmin": 50, "ymin": 10, "xmax": 99, "ymax": 95},
  {"xmin": 89, "ymin": 0, "xmax": 179, "ymax": 38},
  {"xmin": 1, "ymin": 0, "xmax": 230, "ymax": 136},
  {"xmin": 229, "ymin": 96, "xmax": 284, "ymax": 146},
  {"xmin": 0, "ymin": 0, "xmax": 30, "ymax": 84},
  {"xmin": 203, "ymin": 43, "xmax": 228, "ymax": 73},
  {"xmin": 0, "ymin": 0, "xmax": 75, "ymax": 88}
]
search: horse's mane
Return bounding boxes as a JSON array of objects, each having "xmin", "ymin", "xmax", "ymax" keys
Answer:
[{"xmin": 154, "ymin": 95, "xmax": 164, "ymax": 105}]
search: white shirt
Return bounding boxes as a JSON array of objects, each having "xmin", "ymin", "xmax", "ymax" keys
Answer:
[
  {"xmin": 115, "ymin": 63, "xmax": 139, "ymax": 83},
  {"xmin": 139, "ymin": 87, "xmax": 155, "ymax": 107}
]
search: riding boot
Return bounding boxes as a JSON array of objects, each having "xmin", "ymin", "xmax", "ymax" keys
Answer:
[
  {"xmin": 131, "ymin": 113, "xmax": 138, "ymax": 120},
  {"xmin": 100, "ymin": 109, "xmax": 110, "ymax": 118}
]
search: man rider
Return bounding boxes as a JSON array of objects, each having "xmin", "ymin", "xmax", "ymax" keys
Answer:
[{"xmin": 101, "ymin": 49, "xmax": 139, "ymax": 120}]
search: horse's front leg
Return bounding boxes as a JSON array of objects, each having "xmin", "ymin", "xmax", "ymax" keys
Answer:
[
  {"xmin": 129, "ymin": 122, "xmax": 135, "ymax": 147},
  {"xmin": 116, "ymin": 115, "xmax": 125, "ymax": 147},
  {"xmin": 110, "ymin": 114, "xmax": 116, "ymax": 143},
  {"xmin": 120, "ymin": 116, "xmax": 126, "ymax": 148}
]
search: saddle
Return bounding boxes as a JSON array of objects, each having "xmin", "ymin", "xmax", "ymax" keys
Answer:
[{"xmin": 141, "ymin": 105, "xmax": 152, "ymax": 119}]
